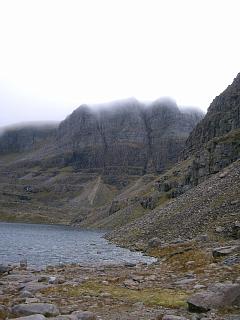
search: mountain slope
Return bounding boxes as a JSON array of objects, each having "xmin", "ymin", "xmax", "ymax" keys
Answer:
[{"xmin": 107, "ymin": 73, "xmax": 240, "ymax": 246}]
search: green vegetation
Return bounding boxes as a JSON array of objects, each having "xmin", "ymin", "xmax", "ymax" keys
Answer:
[{"xmin": 42, "ymin": 280, "xmax": 188, "ymax": 308}]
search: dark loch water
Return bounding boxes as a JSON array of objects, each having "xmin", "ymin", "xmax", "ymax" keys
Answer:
[{"xmin": 0, "ymin": 222, "xmax": 155, "ymax": 267}]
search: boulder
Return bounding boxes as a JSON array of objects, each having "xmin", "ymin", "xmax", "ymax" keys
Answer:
[
  {"xmin": 212, "ymin": 245, "xmax": 239, "ymax": 258},
  {"xmin": 71, "ymin": 311, "xmax": 96, "ymax": 320},
  {"xmin": 11, "ymin": 303, "xmax": 59, "ymax": 317},
  {"xmin": 187, "ymin": 282, "xmax": 240, "ymax": 313},
  {"xmin": 11, "ymin": 315, "xmax": 46, "ymax": 320},
  {"xmin": 0, "ymin": 264, "xmax": 12, "ymax": 274},
  {"xmin": 162, "ymin": 316, "xmax": 189, "ymax": 320},
  {"xmin": 148, "ymin": 237, "xmax": 162, "ymax": 248}
]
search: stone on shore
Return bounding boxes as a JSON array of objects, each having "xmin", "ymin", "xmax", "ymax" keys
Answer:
[
  {"xmin": 187, "ymin": 282, "xmax": 240, "ymax": 313},
  {"xmin": 11, "ymin": 303, "xmax": 59, "ymax": 317}
]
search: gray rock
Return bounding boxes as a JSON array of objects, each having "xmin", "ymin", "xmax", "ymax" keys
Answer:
[
  {"xmin": 0, "ymin": 264, "xmax": 12, "ymax": 274},
  {"xmin": 212, "ymin": 245, "xmax": 240, "ymax": 258},
  {"xmin": 20, "ymin": 259, "xmax": 28, "ymax": 270},
  {"xmin": 71, "ymin": 311, "xmax": 96, "ymax": 320},
  {"xmin": 22, "ymin": 281, "xmax": 51, "ymax": 293},
  {"xmin": 0, "ymin": 304, "xmax": 9, "ymax": 319},
  {"xmin": 187, "ymin": 282, "xmax": 240, "ymax": 313},
  {"xmin": 162, "ymin": 316, "xmax": 189, "ymax": 320},
  {"xmin": 148, "ymin": 237, "xmax": 162, "ymax": 248},
  {"xmin": 20, "ymin": 291, "xmax": 35, "ymax": 298},
  {"xmin": 11, "ymin": 315, "xmax": 46, "ymax": 320},
  {"xmin": 11, "ymin": 303, "xmax": 59, "ymax": 317}
]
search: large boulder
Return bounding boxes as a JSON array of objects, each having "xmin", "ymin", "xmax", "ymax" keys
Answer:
[
  {"xmin": 187, "ymin": 282, "xmax": 240, "ymax": 313},
  {"xmin": 11, "ymin": 303, "xmax": 59, "ymax": 317},
  {"xmin": 11, "ymin": 315, "xmax": 46, "ymax": 320}
]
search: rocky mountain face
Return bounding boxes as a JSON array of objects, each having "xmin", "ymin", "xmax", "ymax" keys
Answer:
[
  {"xmin": 0, "ymin": 122, "xmax": 58, "ymax": 155},
  {"xmin": 53, "ymin": 98, "xmax": 203, "ymax": 174},
  {"xmin": 184, "ymin": 73, "xmax": 240, "ymax": 184}
]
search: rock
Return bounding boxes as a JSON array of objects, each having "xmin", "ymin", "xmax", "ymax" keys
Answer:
[
  {"xmin": 25, "ymin": 298, "xmax": 40, "ymax": 304},
  {"xmin": 11, "ymin": 315, "xmax": 46, "ymax": 320},
  {"xmin": 148, "ymin": 237, "xmax": 162, "ymax": 248},
  {"xmin": 48, "ymin": 276, "xmax": 65, "ymax": 284},
  {"xmin": 219, "ymin": 171, "xmax": 228, "ymax": 179},
  {"xmin": 37, "ymin": 276, "xmax": 48, "ymax": 283},
  {"xmin": 22, "ymin": 281, "xmax": 51, "ymax": 293},
  {"xmin": 20, "ymin": 260, "xmax": 28, "ymax": 270},
  {"xmin": 175, "ymin": 278, "xmax": 196, "ymax": 286},
  {"xmin": 212, "ymin": 245, "xmax": 240, "ymax": 258},
  {"xmin": 51, "ymin": 316, "xmax": 74, "ymax": 320},
  {"xmin": 0, "ymin": 264, "xmax": 12, "ymax": 274},
  {"xmin": 48, "ymin": 276, "xmax": 56, "ymax": 284},
  {"xmin": 223, "ymin": 255, "xmax": 240, "ymax": 266},
  {"xmin": 123, "ymin": 279, "xmax": 137, "ymax": 288},
  {"xmin": 193, "ymin": 284, "xmax": 206, "ymax": 290},
  {"xmin": 215, "ymin": 226, "xmax": 224, "ymax": 233},
  {"xmin": 232, "ymin": 222, "xmax": 240, "ymax": 239},
  {"xmin": 0, "ymin": 304, "xmax": 9, "ymax": 319},
  {"xmin": 71, "ymin": 311, "xmax": 96, "ymax": 320},
  {"xmin": 11, "ymin": 303, "xmax": 59, "ymax": 317},
  {"xmin": 124, "ymin": 262, "xmax": 136, "ymax": 268},
  {"xmin": 162, "ymin": 316, "xmax": 189, "ymax": 320},
  {"xmin": 187, "ymin": 282, "xmax": 240, "ymax": 313},
  {"xmin": 99, "ymin": 292, "xmax": 111, "ymax": 298},
  {"xmin": 20, "ymin": 291, "xmax": 35, "ymax": 298}
]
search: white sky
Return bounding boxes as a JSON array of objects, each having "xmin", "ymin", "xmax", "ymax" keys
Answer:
[{"xmin": 0, "ymin": 0, "xmax": 240, "ymax": 126}]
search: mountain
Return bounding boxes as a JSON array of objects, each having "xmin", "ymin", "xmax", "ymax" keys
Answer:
[
  {"xmin": 107, "ymin": 73, "xmax": 240, "ymax": 247},
  {"xmin": 0, "ymin": 99, "xmax": 203, "ymax": 224}
]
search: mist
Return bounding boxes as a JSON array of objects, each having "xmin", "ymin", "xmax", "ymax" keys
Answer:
[{"xmin": 0, "ymin": 0, "xmax": 239, "ymax": 127}]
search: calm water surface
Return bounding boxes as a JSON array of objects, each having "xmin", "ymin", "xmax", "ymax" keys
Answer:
[{"xmin": 0, "ymin": 222, "xmax": 155, "ymax": 267}]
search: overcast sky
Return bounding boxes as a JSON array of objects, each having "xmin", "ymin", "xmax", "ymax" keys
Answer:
[{"xmin": 0, "ymin": 0, "xmax": 239, "ymax": 127}]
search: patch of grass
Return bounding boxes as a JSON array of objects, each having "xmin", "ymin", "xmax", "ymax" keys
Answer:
[
  {"xmin": 149, "ymin": 243, "xmax": 212, "ymax": 274},
  {"xmin": 42, "ymin": 280, "xmax": 188, "ymax": 308}
]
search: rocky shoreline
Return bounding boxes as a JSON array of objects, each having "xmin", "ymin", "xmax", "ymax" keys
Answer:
[{"xmin": 0, "ymin": 236, "xmax": 239, "ymax": 320}]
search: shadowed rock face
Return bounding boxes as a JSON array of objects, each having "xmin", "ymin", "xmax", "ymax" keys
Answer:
[
  {"xmin": 184, "ymin": 73, "xmax": 240, "ymax": 183},
  {"xmin": 55, "ymin": 99, "xmax": 203, "ymax": 174},
  {"xmin": 186, "ymin": 73, "xmax": 240, "ymax": 154},
  {"xmin": 0, "ymin": 123, "xmax": 58, "ymax": 154}
]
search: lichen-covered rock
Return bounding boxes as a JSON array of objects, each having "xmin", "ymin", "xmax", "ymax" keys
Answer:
[{"xmin": 11, "ymin": 303, "xmax": 59, "ymax": 317}]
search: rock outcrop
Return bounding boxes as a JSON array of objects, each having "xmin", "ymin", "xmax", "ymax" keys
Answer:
[
  {"xmin": 0, "ymin": 122, "xmax": 58, "ymax": 154},
  {"xmin": 184, "ymin": 73, "xmax": 240, "ymax": 184},
  {"xmin": 54, "ymin": 98, "xmax": 203, "ymax": 174}
]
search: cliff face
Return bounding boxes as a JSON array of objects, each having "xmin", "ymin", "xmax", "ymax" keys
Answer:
[
  {"xmin": 184, "ymin": 73, "xmax": 240, "ymax": 184},
  {"xmin": 55, "ymin": 99, "xmax": 203, "ymax": 174},
  {"xmin": 0, "ymin": 123, "xmax": 58, "ymax": 155},
  {"xmin": 186, "ymin": 73, "xmax": 240, "ymax": 153}
]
